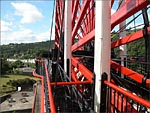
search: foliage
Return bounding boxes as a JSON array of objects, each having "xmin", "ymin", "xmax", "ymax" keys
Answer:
[
  {"xmin": 12, "ymin": 69, "xmax": 23, "ymax": 75},
  {"xmin": 25, "ymin": 62, "xmax": 35, "ymax": 68},
  {"xmin": 11, "ymin": 60, "xmax": 24, "ymax": 68},
  {"xmin": 0, "ymin": 75, "xmax": 40, "ymax": 96},
  {"xmin": 7, "ymin": 78, "xmax": 36, "ymax": 88},
  {"xmin": 1, "ymin": 40, "xmax": 54, "ymax": 59},
  {"xmin": 111, "ymin": 30, "xmax": 146, "ymax": 58},
  {"xmin": 1, "ymin": 59, "xmax": 11, "ymax": 74},
  {"xmin": 1, "ymin": 59, "xmax": 36, "ymax": 75},
  {"xmin": 1, "ymin": 60, "xmax": 25, "ymax": 74}
]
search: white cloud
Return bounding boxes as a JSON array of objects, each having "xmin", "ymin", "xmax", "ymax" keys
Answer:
[
  {"xmin": 36, "ymin": 31, "xmax": 50, "ymax": 42},
  {"xmin": 111, "ymin": 9, "xmax": 116, "ymax": 15},
  {"xmin": 11, "ymin": 2, "xmax": 43, "ymax": 24},
  {"xmin": 0, "ymin": 20, "xmax": 12, "ymax": 32},
  {"xmin": 1, "ymin": 26, "xmax": 51, "ymax": 45},
  {"xmin": 1, "ymin": 27, "xmax": 35, "ymax": 44}
]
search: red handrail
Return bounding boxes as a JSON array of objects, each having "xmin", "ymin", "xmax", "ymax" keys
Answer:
[
  {"xmin": 33, "ymin": 70, "xmax": 45, "ymax": 113},
  {"xmin": 104, "ymin": 80, "xmax": 150, "ymax": 108},
  {"xmin": 44, "ymin": 61, "xmax": 56, "ymax": 113},
  {"xmin": 111, "ymin": 60, "xmax": 150, "ymax": 87},
  {"xmin": 50, "ymin": 81, "xmax": 91, "ymax": 86},
  {"xmin": 32, "ymin": 83, "xmax": 37, "ymax": 113}
]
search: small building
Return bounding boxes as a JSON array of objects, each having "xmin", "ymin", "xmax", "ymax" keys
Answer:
[{"xmin": 16, "ymin": 67, "xmax": 34, "ymax": 75}]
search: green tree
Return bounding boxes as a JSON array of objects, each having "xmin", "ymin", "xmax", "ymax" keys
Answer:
[
  {"xmin": 11, "ymin": 60, "xmax": 24, "ymax": 68},
  {"xmin": 1, "ymin": 59, "xmax": 11, "ymax": 74}
]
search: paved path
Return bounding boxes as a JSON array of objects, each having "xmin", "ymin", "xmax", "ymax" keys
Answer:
[{"xmin": 0, "ymin": 91, "xmax": 33, "ymax": 112}]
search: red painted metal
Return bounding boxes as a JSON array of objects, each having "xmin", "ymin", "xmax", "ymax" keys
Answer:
[
  {"xmin": 77, "ymin": 33, "xmax": 83, "ymax": 40},
  {"xmin": 33, "ymin": 59, "xmax": 57, "ymax": 113},
  {"xmin": 111, "ymin": 60, "xmax": 150, "ymax": 87},
  {"xmin": 52, "ymin": 0, "xmax": 150, "ymax": 112},
  {"xmin": 111, "ymin": 90, "xmax": 129, "ymax": 112},
  {"xmin": 44, "ymin": 61, "xmax": 56, "ymax": 113},
  {"xmin": 72, "ymin": 29, "xmax": 95, "ymax": 51},
  {"xmin": 32, "ymin": 70, "xmax": 45, "ymax": 113},
  {"xmin": 72, "ymin": 1, "xmax": 90, "ymax": 41},
  {"xmin": 81, "ymin": 24, "xmax": 87, "ymax": 37},
  {"xmin": 71, "ymin": 67, "xmax": 79, "ymax": 82},
  {"xmin": 111, "ymin": 0, "xmax": 150, "ymax": 29},
  {"xmin": 56, "ymin": 2, "xmax": 62, "ymax": 29},
  {"xmin": 111, "ymin": 26, "xmax": 150, "ymax": 48},
  {"xmin": 91, "ymin": 0, "xmax": 95, "ymax": 30},
  {"xmin": 55, "ymin": 22, "xmax": 60, "ymax": 36},
  {"xmin": 104, "ymin": 80, "xmax": 150, "ymax": 108},
  {"xmin": 111, "ymin": 0, "xmax": 114, "ymax": 7},
  {"xmin": 41, "ymin": 77, "xmax": 45, "ymax": 113},
  {"xmin": 50, "ymin": 81, "xmax": 91, "ymax": 86},
  {"xmin": 32, "ymin": 82, "xmax": 37, "ymax": 113},
  {"xmin": 148, "ymin": 26, "xmax": 150, "ymax": 35},
  {"xmin": 72, "ymin": 0, "xmax": 79, "ymax": 28},
  {"xmin": 59, "ymin": 0, "xmax": 62, "ymax": 16},
  {"xmin": 71, "ymin": 67, "xmax": 84, "ymax": 92},
  {"xmin": 71, "ymin": 57, "xmax": 93, "ymax": 82}
]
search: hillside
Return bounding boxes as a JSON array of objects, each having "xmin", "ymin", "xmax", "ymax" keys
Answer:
[
  {"xmin": 1, "ymin": 32, "xmax": 146, "ymax": 60},
  {"xmin": 1, "ymin": 40, "xmax": 54, "ymax": 59},
  {"xmin": 111, "ymin": 30, "xmax": 145, "ymax": 58}
]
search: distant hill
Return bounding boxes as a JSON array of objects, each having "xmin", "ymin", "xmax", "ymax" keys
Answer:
[
  {"xmin": 111, "ymin": 30, "xmax": 145, "ymax": 58},
  {"xmin": 1, "ymin": 40, "xmax": 54, "ymax": 59},
  {"xmin": 1, "ymin": 30, "xmax": 146, "ymax": 60}
]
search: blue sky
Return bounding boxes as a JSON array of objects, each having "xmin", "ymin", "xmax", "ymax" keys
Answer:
[
  {"xmin": 1, "ymin": 0, "xmax": 54, "ymax": 45},
  {"xmin": 1, "ymin": 1, "xmax": 149, "ymax": 45},
  {"xmin": 112, "ymin": 1, "xmax": 150, "ymax": 32}
]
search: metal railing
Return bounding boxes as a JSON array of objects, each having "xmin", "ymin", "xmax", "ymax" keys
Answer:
[
  {"xmin": 33, "ymin": 70, "xmax": 45, "ymax": 113},
  {"xmin": 112, "ymin": 58, "xmax": 150, "ymax": 78},
  {"xmin": 33, "ymin": 59, "xmax": 56, "ymax": 113},
  {"xmin": 100, "ymin": 73, "xmax": 150, "ymax": 113},
  {"xmin": 32, "ymin": 83, "xmax": 37, "ymax": 113}
]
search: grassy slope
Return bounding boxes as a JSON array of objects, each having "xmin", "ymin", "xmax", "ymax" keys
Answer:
[{"xmin": 0, "ymin": 75, "xmax": 40, "ymax": 96}]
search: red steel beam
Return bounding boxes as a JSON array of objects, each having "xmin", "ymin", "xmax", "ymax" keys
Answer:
[
  {"xmin": 59, "ymin": 0, "xmax": 62, "ymax": 16},
  {"xmin": 89, "ymin": 2, "xmax": 94, "ymax": 32},
  {"xmin": 104, "ymin": 81, "xmax": 150, "ymax": 108},
  {"xmin": 82, "ymin": 19, "xmax": 88, "ymax": 36},
  {"xmin": 54, "ymin": 37, "xmax": 59, "ymax": 48},
  {"xmin": 72, "ymin": 1, "xmax": 90, "ymax": 40},
  {"xmin": 90, "ymin": 5, "xmax": 92, "ymax": 31},
  {"xmin": 55, "ymin": 29, "xmax": 60, "ymax": 40},
  {"xmin": 111, "ymin": 26, "xmax": 150, "ymax": 48},
  {"xmin": 55, "ymin": 22, "xmax": 60, "ymax": 36},
  {"xmin": 55, "ymin": 29, "xmax": 59, "ymax": 39},
  {"xmin": 111, "ymin": 0, "xmax": 149, "ymax": 29},
  {"xmin": 50, "ymin": 81, "xmax": 91, "ymax": 86},
  {"xmin": 72, "ymin": 0, "xmax": 74, "ymax": 12},
  {"xmin": 80, "ymin": 25, "xmax": 86, "ymax": 37},
  {"xmin": 71, "ymin": 57, "xmax": 93, "ymax": 82},
  {"xmin": 111, "ymin": 60, "xmax": 150, "ymax": 87},
  {"xmin": 85, "ymin": 10, "xmax": 89, "ymax": 33},
  {"xmin": 72, "ymin": 29, "xmax": 95, "ymax": 52},
  {"xmin": 56, "ymin": 2, "xmax": 62, "ymax": 30},
  {"xmin": 44, "ymin": 61, "xmax": 56, "ymax": 113},
  {"xmin": 71, "ymin": 67, "xmax": 84, "ymax": 92},
  {"xmin": 72, "ymin": 67, "xmax": 79, "ymax": 82},
  {"xmin": 77, "ymin": 33, "xmax": 83, "ymax": 40},
  {"xmin": 88, "ymin": 6, "xmax": 91, "ymax": 33},
  {"xmin": 111, "ymin": 0, "xmax": 114, "ymax": 7},
  {"xmin": 91, "ymin": 0, "xmax": 94, "ymax": 30},
  {"xmin": 72, "ymin": 0, "xmax": 79, "ymax": 28}
]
